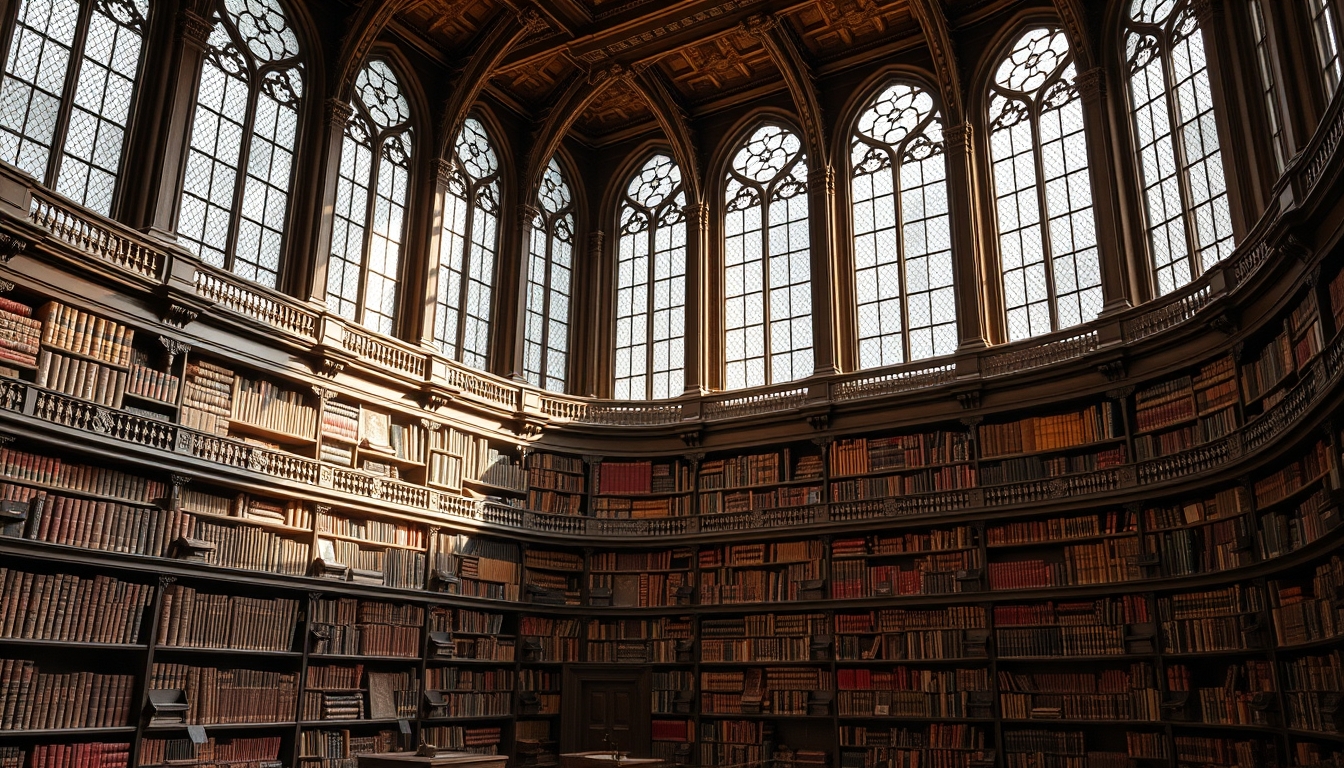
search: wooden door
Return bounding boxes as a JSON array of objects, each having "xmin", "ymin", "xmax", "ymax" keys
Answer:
[{"xmin": 561, "ymin": 666, "xmax": 651, "ymax": 756}]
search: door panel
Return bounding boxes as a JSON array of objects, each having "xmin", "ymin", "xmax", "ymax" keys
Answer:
[{"xmin": 561, "ymin": 667, "xmax": 651, "ymax": 756}]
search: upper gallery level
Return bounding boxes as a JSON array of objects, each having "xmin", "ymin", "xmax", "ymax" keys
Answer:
[{"xmin": 0, "ymin": 0, "xmax": 1340, "ymax": 409}]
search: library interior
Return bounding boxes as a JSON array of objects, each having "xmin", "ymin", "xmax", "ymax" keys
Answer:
[{"xmin": 0, "ymin": 0, "xmax": 1342, "ymax": 767}]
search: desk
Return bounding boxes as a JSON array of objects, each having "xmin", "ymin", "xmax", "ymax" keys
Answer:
[
  {"xmin": 357, "ymin": 753, "xmax": 509, "ymax": 768},
  {"xmin": 559, "ymin": 753, "xmax": 666, "ymax": 768}
]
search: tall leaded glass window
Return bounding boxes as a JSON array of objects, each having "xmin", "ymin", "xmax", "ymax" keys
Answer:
[
  {"xmin": 1125, "ymin": 0, "xmax": 1234, "ymax": 296},
  {"xmin": 614, "ymin": 154, "xmax": 687, "ymax": 401},
  {"xmin": 1308, "ymin": 0, "xmax": 1343, "ymax": 94},
  {"xmin": 523, "ymin": 158, "xmax": 575, "ymax": 392},
  {"xmin": 326, "ymin": 59, "xmax": 413, "ymax": 337},
  {"xmin": 851, "ymin": 82, "xmax": 956, "ymax": 368},
  {"xmin": 1250, "ymin": 0, "xmax": 1288, "ymax": 173},
  {"xmin": 177, "ymin": 0, "xmax": 303, "ymax": 289},
  {"xmin": 0, "ymin": 0, "xmax": 149, "ymax": 216},
  {"xmin": 724, "ymin": 124, "xmax": 812, "ymax": 390},
  {"xmin": 436, "ymin": 117, "xmax": 500, "ymax": 371},
  {"xmin": 988, "ymin": 28, "xmax": 1102, "ymax": 342}
]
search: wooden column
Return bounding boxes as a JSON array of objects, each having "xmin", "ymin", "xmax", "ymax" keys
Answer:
[
  {"xmin": 143, "ymin": 7, "xmax": 213, "ymax": 241},
  {"xmin": 1193, "ymin": 0, "xmax": 1254, "ymax": 240},
  {"xmin": 681, "ymin": 202, "xmax": 708, "ymax": 395},
  {"xmin": 807, "ymin": 164, "xmax": 839, "ymax": 377},
  {"xmin": 419, "ymin": 158, "xmax": 454, "ymax": 349},
  {"xmin": 941, "ymin": 123, "xmax": 989, "ymax": 351},
  {"xmin": 304, "ymin": 99, "xmax": 354, "ymax": 305},
  {"xmin": 504, "ymin": 203, "xmax": 540, "ymax": 381},
  {"xmin": 1075, "ymin": 67, "xmax": 1134, "ymax": 315},
  {"xmin": 577, "ymin": 230, "xmax": 605, "ymax": 397}
]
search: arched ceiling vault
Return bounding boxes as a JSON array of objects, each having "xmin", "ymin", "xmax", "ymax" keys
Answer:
[{"xmin": 338, "ymin": 0, "xmax": 1044, "ymax": 188}]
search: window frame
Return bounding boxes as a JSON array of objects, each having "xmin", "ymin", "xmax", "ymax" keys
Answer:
[
  {"xmin": 846, "ymin": 76, "xmax": 958, "ymax": 369},
  {"xmin": 612, "ymin": 151, "xmax": 688, "ymax": 401},
  {"xmin": 983, "ymin": 24, "xmax": 1104, "ymax": 341},
  {"xmin": 435, "ymin": 114, "xmax": 502, "ymax": 370},
  {"xmin": 326, "ymin": 56, "xmax": 416, "ymax": 337},
  {"xmin": 523, "ymin": 155, "xmax": 579, "ymax": 393},
  {"xmin": 0, "ymin": 0, "xmax": 152, "ymax": 216},
  {"xmin": 175, "ymin": 0, "xmax": 306, "ymax": 288},
  {"xmin": 1121, "ymin": 0, "xmax": 1236, "ymax": 296},
  {"xmin": 719, "ymin": 119, "xmax": 814, "ymax": 391}
]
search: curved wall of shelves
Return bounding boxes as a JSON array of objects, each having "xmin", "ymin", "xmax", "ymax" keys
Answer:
[{"xmin": 2, "ymin": 49, "xmax": 1344, "ymax": 768}]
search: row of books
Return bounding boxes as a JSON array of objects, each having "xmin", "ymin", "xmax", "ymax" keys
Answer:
[
  {"xmin": 317, "ymin": 508, "xmax": 424, "ymax": 548},
  {"xmin": 157, "ymin": 584, "xmax": 299, "ymax": 651},
  {"xmin": 1132, "ymin": 405, "xmax": 1238, "ymax": 460},
  {"xmin": 700, "ymin": 485, "xmax": 822, "ymax": 513},
  {"xmin": 979, "ymin": 403, "xmax": 1120, "ymax": 458},
  {"xmin": 139, "ymin": 736, "xmax": 281, "ymax": 768},
  {"xmin": 180, "ymin": 359, "xmax": 233, "ymax": 436},
  {"xmin": 830, "ymin": 432, "xmax": 971, "ymax": 476},
  {"xmin": 151, "ymin": 663, "xmax": 297, "ymax": 725},
  {"xmin": 35, "ymin": 350, "xmax": 129, "ymax": 407},
  {"xmin": 0, "ymin": 298, "xmax": 40, "ymax": 370},
  {"xmin": 230, "ymin": 375, "xmax": 317, "ymax": 438},
  {"xmin": 37, "ymin": 302, "xmax": 134, "ymax": 368},
  {"xmin": 828, "ymin": 466, "xmax": 974, "ymax": 500},
  {"xmin": 0, "ymin": 447, "xmax": 169, "ymax": 501},
  {"xmin": 320, "ymin": 401, "xmax": 360, "ymax": 443},
  {"xmin": 594, "ymin": 460, "xmax": 690, "ymax": 495},
  {"xmin": 0, "ymin": 660, "xmax": 134, "ymax": 729},
  {"xmin": 126, "ymin": 360, "xmax": 180, "ymax": 406},
  {"xmin": 0, "ymin": 568, "xmax": 151, "ymax": 644},
  {"xmin": 698, "ymin": 452, "xmax": 782, "ymax": 489},
  {"xmin": 979, "ymin": 446, "xmax": 1126, "ymax": 485}
]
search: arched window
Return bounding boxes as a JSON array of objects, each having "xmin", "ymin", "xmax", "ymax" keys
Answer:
[
  {"xmin": 523, "ymin": 158, "xmax": 575, "ymax": 393},
  {"xmin": 1307, "ymin": 0, "xmax": 1343, "ymax": 94},
  {"xmin": 1125, "ymin": 0, "xmax": 1234, "ymax": 296},
  {"xmin": 435, "ymin": 117, "xmax": 500, "ymax": 371},
  {"xmin": 851, "ymin": 81, "xmax": 956, "ymax": 368},
  {"xmin": 723, "ymin": 123, "xmax": 811, "ymax": 390},
  {"xmin": 177, "ymin": 0, "xmax": 303, "ymax": 289},
  {"xmin": 326, "ymin": 59, "xmax": 413, "ymax": 337},
  {"xmin": 988, "ymin": 28, "xmax": 1102, "ymax": 341},
  {"xmin": 0, "ymin": 0, "xmax": 149, "ymax": 216},
  {"xmin": 614, "ymin": 154, "xmax": 686, "ymax": 401},
  {"xmin": 1249, "ymin": 0, "xmax": 1288, "ymax": 173}
]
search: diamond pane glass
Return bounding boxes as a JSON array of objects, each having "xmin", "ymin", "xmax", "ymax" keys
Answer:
[
  {"xmin": 1309, "ymin": 0, "xmax": 1343, "ymax": 94},
  {"xmin": 176, "ymin": 0, "xmax": 303, "ymax": 288},
  {"xmin": 1126, "ymin": 0, "xmax": 1234, "ymax": 295},
  {"xmin": 322, "ymin": 60, "xmax": 411, "ymax": 334},
  {"xmin": 523, "ymin": 159, "xmax": 574, "ymax": 392},
  {"xmin": 1250, "ymin": 0, "xmax": 1287, "ymax": 172},
  {"xmin": 851, "ymin": 81, "xmax": 956, "ymax": 369},
  {"xmin": 988, "ymin": 27, "xmax": 1102, "ymax": 341},
  {"xmin": 724, "ymin": 124, "xmax": 811, "ymax": 390},
  {"xmin": 615, "ymin": 154, "xmax": 686, "ymax": 401},
  {"xmin": 435, "ymin": 117, "xmax": 501, "ymax": 370}
]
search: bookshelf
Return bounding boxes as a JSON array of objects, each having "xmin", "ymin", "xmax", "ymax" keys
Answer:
[{"xmin": 0, "ymin": 266, "xmax": 1342, "ymax": 768}]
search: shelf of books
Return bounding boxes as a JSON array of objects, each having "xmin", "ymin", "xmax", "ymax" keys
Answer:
[
  {"xmin": 592, "ymin": 458, "xmax": 694, "ymax": 523},
  {"xmin": 1132, "ymin": 355, "xmax": 1240, "ymax": 461},
  {"xmin": 526, "ymin": 452, "xmax": 585, "ymax": 518},
  {"xmin": 697, "ymin": 444, "xmax": 825, "ymax": 531},
  {"xmin": 4, "ymin": 274, "xmax": 1344, "ymax": 768}
]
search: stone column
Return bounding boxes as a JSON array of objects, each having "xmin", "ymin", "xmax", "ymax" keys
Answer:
[
  {"xmin": 941, "ymin": 122, "xmax": 989, "ymax": 351},
  {"xmin": 304, "ymin": 99, "xmax": 354, "ymax": 305},
  {"xmin": 144, "ymin": 8, "xmax": 213, "ymax": 241},
  {"xmin": 806, "ymin": 164, "xmax": 839, "ymax": 377},
  {"xmin": 1075, "ymin": 67, "xmax": 1134, "ymax": 315},
  {"xmin": 681, "ymin": 202, "xmax": 708, "ymax": 394}
]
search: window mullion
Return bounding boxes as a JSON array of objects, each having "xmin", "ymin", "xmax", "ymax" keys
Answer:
[
  {"xmin": 645, "ymin": 208, "xmax": 657, "ymax": 399},
  {"xmin": 356, "ymin": 133, "xmax": 383, "ymax": 328},
  {"xmin": 540, "ymin": 216, "xmax": 553, "ymax": 386},
  {"xmin": 455, "ymin": 183, "xmax": 475, "ymax": 361},
  {"xmin": 223, "ymin": 68, "xmax": 262, "ymax": 275},
  {"xmin": 45, "ymin": 1, "xmax": 95, "ymax": 189},
  {"xmin": 1030, "ymin": 99, "xmax": 1060, "ymax": 333},
  {"xmin": 1159, "ymin": 28, "xmax": 1204, "ymax": 282},
  {"xmin": 891, "ymin": 150, "xmax": 910, "ymax": 365},
  {"xmin": 760, "ymin": 184, "xmax": 772, "ymax": 386}
]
